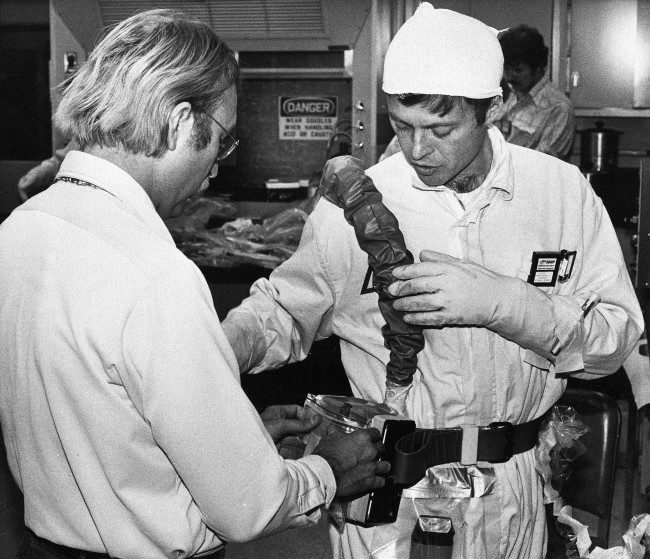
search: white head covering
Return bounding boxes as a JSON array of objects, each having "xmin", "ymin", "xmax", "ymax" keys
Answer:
[{"xmin": 382, "ymin": 2, "xmax": 503, "ymax": 98}]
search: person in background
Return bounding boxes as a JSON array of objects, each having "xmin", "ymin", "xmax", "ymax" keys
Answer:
[
  {"xmin": 0, "ymin": 10, "xmax": 389, "ymax": 559},
  {"xmin": 17, "ymin": 142, "xmax": 74, "ymax": 201},
  {"xmin": 221, "ymin": 4, "xmax": 642, "ymax": 558},
  {"xmin": 496, "ymin": 24, "xmax": 575, "ymax": 160},
  {"xmin": 380, "ymin": 23, "xmax": 574, "ymax": 162}
]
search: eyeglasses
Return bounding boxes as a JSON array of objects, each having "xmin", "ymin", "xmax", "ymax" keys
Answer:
[
  {"xmin": 504, "ymin": 64, "xmax": 529, "ymax": 76},
  {"xmin": 200, "ymin": 111, "xmax": 239, "ymax": 161}
]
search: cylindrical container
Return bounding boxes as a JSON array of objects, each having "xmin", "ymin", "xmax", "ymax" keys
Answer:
[
  {"xmin": 410, "ymin": 516, "xmax": 454, "ymax": 559},
  {"xmin": 578, "ymin": 121, "xmax": 622, "ymax": 174}
]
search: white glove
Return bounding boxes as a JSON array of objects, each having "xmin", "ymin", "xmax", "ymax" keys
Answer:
[{"xmin": 388, "ymin": 250, "xmax": 557, "ymax": 356}]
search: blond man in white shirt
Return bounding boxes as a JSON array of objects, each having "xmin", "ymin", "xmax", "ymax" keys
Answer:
[{"xmin": 0, "ymin": 9, "xmax": 389, "ymax": 559}]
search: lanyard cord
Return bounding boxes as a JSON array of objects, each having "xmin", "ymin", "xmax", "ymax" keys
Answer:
[{"xmin": 56, "ymin": 175, "xmax": 116, "ymax": 198}]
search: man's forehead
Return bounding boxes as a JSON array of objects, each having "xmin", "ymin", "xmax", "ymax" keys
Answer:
[{"xmin": 388, "ymin": 96, "xmax": 471, "ymax": 123}]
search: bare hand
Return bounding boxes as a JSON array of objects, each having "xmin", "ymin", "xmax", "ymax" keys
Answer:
[
  {"xmin": 17, "ymin": 161, "xmax": 59, "ymax": 201},
  {"xmin": 260, "ymin": 404, "xmax": 321, "ymax": 458},
  {"xmin": 387, "ymin": 249, "xmax": 515, "ymax": 328},
  {"xmin": 313, "ymin": 427, "xmax": 390, "ymax": 498},
  {"xmin": 260, "ymin": 404, "xmax": 320, "ymax": 443}
]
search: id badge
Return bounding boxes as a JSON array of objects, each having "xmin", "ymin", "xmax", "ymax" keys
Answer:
[{"xmin": 527, "ymin": 250, "xmax": 576, "ymax": 287}]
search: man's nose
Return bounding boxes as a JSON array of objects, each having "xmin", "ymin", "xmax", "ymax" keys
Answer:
[
  {"xmin": 208, "ymin": 163, "xmax": 219, "ymax": 180},
  {"xmin": 410, "ymin": 129, "xmax": 433, "ymax": 161}
]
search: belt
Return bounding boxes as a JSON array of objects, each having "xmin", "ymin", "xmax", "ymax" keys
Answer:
[
  {"xmin": 392, "ymin": 415, "xmax": 544, "ymax": 488},
  {"xmin": 24, "ymin": 529, "xmax": 226, "ymax": 559}
]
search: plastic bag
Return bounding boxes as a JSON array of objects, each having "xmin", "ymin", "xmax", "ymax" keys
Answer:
[
  {"xmin": 164, "ymin": 196, "xmax": 237, "ymax": 231},
  {"xmin": 300, "ymin": 393, "xmax": 397, "ymax": 455},
  {"xmin": 554, "ymin": 510, "xmax": 650, "ymax": 559},
  {"xmin": 536, "ymin": 404, "xmax": 589, "ymax": 512},
  {"xmin": 169, "ymin": 197, "xmax": 311, "ymax": 269},
  {"xmin": 299, "ymin": 394, "xmax": 400, "ymax": 530}
]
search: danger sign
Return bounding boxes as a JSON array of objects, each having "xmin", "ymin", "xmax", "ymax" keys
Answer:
[{"xmin": 279, "ymin": 96, "xmax": 338, "ymax": 141}]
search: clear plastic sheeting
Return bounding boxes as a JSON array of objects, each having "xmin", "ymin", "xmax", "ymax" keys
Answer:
[
  {"xmin": 410, "ymin": 515, "xmax": 454, "ymax": 559},
  {"xmin": 299, "ymin": 394, "xmax": 397, "ymax": 455},
  {"xmin": 362, "ymin": 496, "xmax": 469, "ymax": 558},
  {"xmin": 555, "ymin": 510, "xmax": 650, "ymax": 558},
  {"xmin": 403, "ymin": 465, "xmax": 496, "ymax": 500},
  {"xmin": 167, "ymin": 196, "xmax": 312, "ymax": 269},
  {"xmin": 536, "ymin": 404, "xmax": 589, "ymax": 513},
  {"xmin": 164, "ymin": 196, "xmax": 237, "ymax": 231}
]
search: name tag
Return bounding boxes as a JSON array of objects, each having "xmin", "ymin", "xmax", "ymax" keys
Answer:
[{"xmin": 527, "ymin": 250, "xmax": 576, "ymax": 287}]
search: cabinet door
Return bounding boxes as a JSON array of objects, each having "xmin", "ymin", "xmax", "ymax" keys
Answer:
[{"xmin": 569, "ymin": 0, "xmax": 637, "ymax": 108}]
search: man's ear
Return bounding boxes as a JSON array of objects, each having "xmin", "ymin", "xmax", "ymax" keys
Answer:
[
  {"xmin": 167, "ymin": 102, "xmax": 193, "ymax": 151},
  {"xmin": 485, "ymin": 96, "xmax": 504, "ymax": 125}
]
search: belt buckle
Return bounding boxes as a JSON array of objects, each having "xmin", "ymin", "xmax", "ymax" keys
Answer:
[{"xmin": 485, "ymin": 422, "xmax": 514, "ymax": 463}]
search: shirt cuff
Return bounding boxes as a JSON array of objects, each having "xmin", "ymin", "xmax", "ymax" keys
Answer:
[
  {"xmin": 551, "ymin": 295, "xmax": 586, "ymax": 374},
  {"xmin": 297, "ymin": 454, "xmax": 337, "ymax": 510}
]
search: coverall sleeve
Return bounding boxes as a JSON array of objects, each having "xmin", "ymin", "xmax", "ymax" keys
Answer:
[
  {"xmin": 121, "ymin": 263, "xmax": 336, "ymax": 542},
  {"xmin": 551, "ymin": 175, "xmax": 644, "ymax": 377},
  {"xmin": 223, "ymin": 199, "xmax": 344, "ymax": 374},
  {"xmin": 493, "ymin": 171, "xmax": 643, "ymax": 377}
]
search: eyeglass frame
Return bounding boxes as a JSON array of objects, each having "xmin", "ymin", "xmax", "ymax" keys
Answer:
[{"xmin": 197, "ymin": 110, "xmax": 239, "ymax": 162}]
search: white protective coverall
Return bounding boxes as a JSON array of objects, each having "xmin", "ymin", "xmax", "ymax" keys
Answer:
[{"xmin": 225, "ymin": 127, "xmax": 643, "ymax": 558}]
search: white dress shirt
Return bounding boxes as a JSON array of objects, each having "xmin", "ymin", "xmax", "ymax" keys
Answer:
[{"xmin": 0, "ymin": 151, "xmax": 335, "ymax": 559}]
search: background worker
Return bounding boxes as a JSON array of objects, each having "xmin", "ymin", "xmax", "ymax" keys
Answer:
[
  {"xmin": 496, "ymin": 24, "xmax": 575, "ymax": 160},
  {"xmin": 0, "ymin": 10, "xmax": 388, "ymax": 559},
  {"xmin": 222, "ymin": 4, "xmax": 642, "ymax": 558}
]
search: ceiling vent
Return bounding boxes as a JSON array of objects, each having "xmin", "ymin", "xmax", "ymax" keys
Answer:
[{"xmin": 53, "ymin": 0, "xmax": 371, "ymax": 53}]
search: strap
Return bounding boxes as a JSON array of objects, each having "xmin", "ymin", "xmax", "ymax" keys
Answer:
[
  {"xmin": 392, "ymin": 415, "xmax": 544, "ymax": 488},
  {"xmin": 57, "ymin": 176, "xmax": 116, "ymax": 199}
]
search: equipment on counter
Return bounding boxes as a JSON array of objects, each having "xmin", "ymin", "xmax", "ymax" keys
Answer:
[
  {"xmin": 318, "ymin": 155, "xmax": 425, "ymax": 414},
  {"xmin": 579, "ymin": 121, "xmax": 623, "ymax": 175}
]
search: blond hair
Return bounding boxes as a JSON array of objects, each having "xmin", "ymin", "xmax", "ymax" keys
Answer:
[{"xmin": 54, "ymin": 9, "xmax": 239, "ymax": 157}]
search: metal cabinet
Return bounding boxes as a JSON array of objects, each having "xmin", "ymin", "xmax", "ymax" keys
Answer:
[{"xmin": 559, "ymin": 0, "xmax": 650, "ymax": 110}]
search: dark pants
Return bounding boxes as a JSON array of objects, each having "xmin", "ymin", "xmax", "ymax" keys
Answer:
[{"xmin": 17, "ymin": 529, "xmax": 226, "ymax": 559}]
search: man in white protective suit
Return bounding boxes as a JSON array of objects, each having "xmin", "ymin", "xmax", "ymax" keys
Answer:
[{"xmin": 222, "ymin": 4, "xmax": 643, "ymax": 558}]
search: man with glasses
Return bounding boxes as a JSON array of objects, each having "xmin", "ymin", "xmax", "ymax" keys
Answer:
[{"xmin": 0, "ymin": 9, "xmax": 389, "ymax": 559}]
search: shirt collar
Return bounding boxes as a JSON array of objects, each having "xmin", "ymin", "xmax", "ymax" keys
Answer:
[
  {"xmin": 524, "ymin": 75, "xmax": 549, "ymax": 104},
  {"xmin": 56, "ymin": 150, "xmax": 173, "ymax": 243},
  {"xmin": 409, "ymin": 126, "xmax": 514, "ymax": 199}
]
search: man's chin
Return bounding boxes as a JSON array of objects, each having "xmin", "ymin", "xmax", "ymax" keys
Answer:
[{"xmin": 415, "ymin": 170, "xmax": 447, "ymax": 188}]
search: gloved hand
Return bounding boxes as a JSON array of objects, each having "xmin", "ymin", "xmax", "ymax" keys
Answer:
[
  {"xmin": 388, "ymin": 249, "xmax": 519, "ymax": 327},
  {"xmin": 387, "ymin": 250, "xmax": 558, "ymax": 358}
]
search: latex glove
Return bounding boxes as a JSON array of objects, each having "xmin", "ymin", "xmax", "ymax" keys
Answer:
[
  {"xmin": 388, "ymin": 250, "xmax": 519, "ymax": 327},
  {"xmin": 313, "ymin": 427, "xmax": 390, "ymax": 498},
  {"xmin": 388, "ymin": 250, "xmax": 557, "ymax": 356}
]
